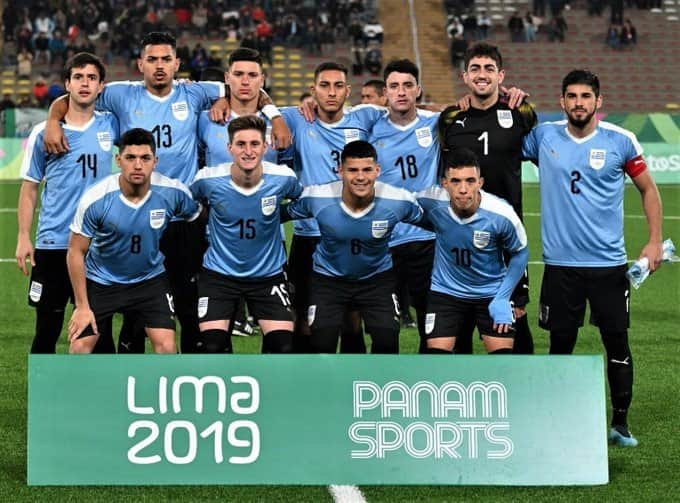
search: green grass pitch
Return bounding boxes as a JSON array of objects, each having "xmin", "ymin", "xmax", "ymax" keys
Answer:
[{"xmin": 0, "ymin": 181, "xmax": 678, "ymax": 501}]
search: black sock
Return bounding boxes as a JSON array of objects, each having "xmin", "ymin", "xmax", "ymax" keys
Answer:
[{"xmin": 601, "ymin": 330, "xmax": 633, "ymax": 425}]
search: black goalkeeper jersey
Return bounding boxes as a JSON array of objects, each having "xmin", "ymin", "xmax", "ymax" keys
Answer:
[{"xmin": 438, "ymin": 96, "xmax": 537, "ymax": 219}]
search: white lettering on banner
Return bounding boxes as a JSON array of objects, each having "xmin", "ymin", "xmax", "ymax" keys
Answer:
[
  {"xmin": 646, "ymin": 154, "xmax": 680, "ymax": 172},
  {"xmin": 126, "ymin": 375, "xmax": 260, "ymax": 465},
  {"xmin": 349, "ymin": 380, "xmax": 513, "ymax": 460}
]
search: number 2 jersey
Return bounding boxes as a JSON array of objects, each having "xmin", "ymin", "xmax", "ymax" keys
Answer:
[
  {"xmin": 97, "ymin": 80, "xmax": 224, "ymax": 184},
  {"xmin": 190, "ymin": 162, "xmax": 303, "ymax": 279},
  {"xmin": 416, "ymin": 187, "xmax": 528, "ymax": 299},
  {"xmin": 70, "ymin": 173, "xmax": 201, "ymax": 285},
  {"xmin": 285, "ymin": 181, "xmax": 424, "ymax": 280},
  {"xmin": 371, "ymin": 109, "xmax": 440, "ymax": 247},
  {"xmin": 438, "ymin": 98, "xmax": 537, "ymax": 218},
  {"xmin": 21, "ymin": 112, "xmax": 119, "ymax": 250}
]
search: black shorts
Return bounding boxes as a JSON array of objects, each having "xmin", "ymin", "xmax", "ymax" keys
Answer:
[
  {"xmin": 390, "ymin": 240, "xmax": 435, "ymax": 312},
  {"xmin": 308, "ymin": 270, "xmax": 399, "ymax": 332},
  {"xmin": 197, "ymin": 268, "xmax": 293, "ymax": 323},
  {"xmin": 160, "ymin": 219, "xmax": 208, "ymax": 283},
  {"xmin": 425, "ymin": 291, "xmax": 513, "ymax": 339},
  {"xmin": 539, "ymin": 264, "xmax": 630, "ymax": 332},
  {"xmin": 27, "ymin": 249, "xmax": 73, "ymax": 309},
  {"xmin": 79, "ymin": 274, "xmax": 176, "ymax": 338},
  {"xmin": 287, "ymin": 235, "xmax": 320, "ymax": 318}
]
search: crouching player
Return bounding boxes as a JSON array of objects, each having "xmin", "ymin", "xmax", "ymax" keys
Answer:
[
  {"xmin": 67, "ymin": 128, "xmax": 201, "ymax": 353},
  {"xmin": 283, "ymin": 140, "xmax": 423, "ymax": 353},
  {"xmin": 417, "ymin": 148, "xmax": 528, "ymax": 354}
]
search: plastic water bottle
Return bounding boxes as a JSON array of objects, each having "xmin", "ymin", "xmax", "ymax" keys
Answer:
[{"xmin": 627, "ymin": 238, "xmax": 676, "ymax": 289}]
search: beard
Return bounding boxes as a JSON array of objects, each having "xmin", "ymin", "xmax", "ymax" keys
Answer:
[{"xmin": 567, "ymin": 109, "xmax": 596, "ymax": 129}]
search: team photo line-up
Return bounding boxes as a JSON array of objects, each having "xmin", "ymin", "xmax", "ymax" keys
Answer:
[{"xmin": 16, "ymin": 32, "xmax": 664, "ymax": 448}]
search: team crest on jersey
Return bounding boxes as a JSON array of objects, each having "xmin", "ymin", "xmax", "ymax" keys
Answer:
[
  {"xmin": 197, "ymin": 297, "xmax": 209, "ymax": 318},
  {"xmin": 96, "ymin": 131, "xmax": 112, "ymax": 151},
  {"xmin": 424, "ymin": 313, "xmax": 436, "ymax": 334},
  {"xmin": 344, "ymin": 129, "xmax": 360, "ymax": 143},
  {"xmin": 149, "ymin": 209, "xmax": 166, "ymax": 229},
  {"xmin": 171, "ymin": 101, "xmax": 189, "ymax": 121},
  {"xmin": 415, "ymin": 127, "xmax": 433, "ymax": 147},
  {"xmin": 497, "ymin": 110, "xmax": 513, "ymax": 128},
  {"xmin": 589, "ymin": 149, "xmax": 606, "ymax": 170},
  {"xmin": 473, "ymin": 230, "xmax": 491, "ymax": 249},
  {"xmin": 371, "ymin": 220, "xmax": 389, "ymax": 238},
  {"xmin": 29, "ymin": 281, "xmax": 43, "ymax": 303},
  {"xmin": 307, "ymin": 305, "xmax": 317, "ymax": 326},
  {"xmin": 261, "ymin": 195, "xmax": 277, "ymax": 216}
]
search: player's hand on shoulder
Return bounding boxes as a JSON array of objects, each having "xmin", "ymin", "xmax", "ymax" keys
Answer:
[
  {"xmin": 500, "ymin": 85, "xmax": 529, "ymax": 109},
  {"xmin": 44, "ymin": 119, "xmax": 69, "ymax": 154},
  {"xmin": 298, "ymin": 96, "xmax": 318, "ymax": 122},
  {"xmin": 271, "ymin": 117, "xmax": 292, "ymax": 150},
  {"xmin": 210, "ymin": 97, "xmax": 230, "ymax": 123},
  {"xmin": 455, "ymin": 94, "xmax": 472, "ymax": 112}
]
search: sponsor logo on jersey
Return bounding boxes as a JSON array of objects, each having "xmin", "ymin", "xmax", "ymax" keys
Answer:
[
  {"xmin": 497, "ymin": 110, "xmax": 513, "ymax": 128},
  {"xmin": 589, "ymin": 149, "xmax": 606, "ymax": 170},
  {"xmin": 473, "ymin": 230, "xmax": 491, "ymax": 249},
  {"xmin": 261, "ymin": 195, "xmax": 277, "ymax": 216},
  {"xmin": 344, "ymin": 129, "xmax": 361, "ymax": 143},
  {"xmin": 371, "ymin": 220, "xmax": 389, "ymax": 238},
  {"xmin": 415, "ymin": 126, "xmax": 433, "ymax": 147},
  {"xmin": 29, "ymin": 281, "xmax": 43, "ymax": 303},
  {"xmin": 455, "ymin": 117, "xmax": 467, "ymax": 127},
  {"xmin": 197, "ymin": 296, "xmax": 209, "ymax": 318},
  {"xmin": 96, "ymin": 131, "xmax": 112, "ymax": 151},
  {"xmin": 424, "ymin": 313, "xmax": 436, "ymax": 334},
  {"xmin": 307, "ymin": 305, "xmax": 316, "ymax": 326},
  {"xmin": 171, "ymin": 101, "xmax": 189, "ymax": 121},
  {"xmin": 149, "ymin": 209, "xmax": 166, "ymax": 229}
]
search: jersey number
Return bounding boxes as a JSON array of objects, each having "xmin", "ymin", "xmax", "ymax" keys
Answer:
[
  {"xmin": 130, "ymin": 234, "xmax": 142, "ymax": 254},
  {"xmin": 395, "ymin": 155, "xmax": 418, "ymax": 179},
  {"xmin": 77, "ymin": 153, "xmax": 97, "ymax": 178},
  {"xmin": 151, "ymin": 124, "xmax": 173, "ymax": 148},
  {"xmin": 451, "ymin": 247, "xmax": 471, "ymax": 267},
  {"xmin": 238, "ymin": 218, "xmax": 256, "ymax": 239},
  {"xmin": 570, "ymin": 170, "xmax": 581, "ymax": 194},
  {"xmin": 477, "ymin": 131, "xmax": 489, "ymax": 156},
  {"xmin": 330, "ymin": 150, "xmax": 340, "ymax": 174},
  {"xmin": 350, "ymin": 239, "xmax": 362, "ymax": 255}
]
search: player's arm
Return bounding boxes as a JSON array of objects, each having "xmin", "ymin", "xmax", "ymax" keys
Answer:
[
  {"xmin": 66, "ymin": 232, "xmax": 98, "ymax": 340},
  {"xmin": 631, "ymin": 168, "xmax": 663, "ymax": 271},
  {"xmin": 15, "ymin": 180, "xmax": 39, "ymax": 275},
  {"xmin": 489, "ymin": 245, "xmax": 529, "ymax": 334},
  {"xmin": 257, "ymin": 90, "xmax": 291, "ymax": 150},
  {"xmin": 280, "ymin": 193, "xmax": 311, "ymax": 223},
  {"xmin": 43, "ymin": 94, "xmax": 69, "ymax": 154}
]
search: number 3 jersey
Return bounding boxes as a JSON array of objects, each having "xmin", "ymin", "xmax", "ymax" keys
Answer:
[
  {"xmin": 416, "ymin": 188, "xmax": 528, "ymax": 299},
  {"xmin": 285, "ymin": 181, "xmax": 424, "ymax": 280},
  {"xmin": 190, "ymin": 162, "xmax": 302, "ymax": 279},
  {"xmin": 21, "ymin": 112, "xmax": 119, "ymax": 250},
  {"xmin": 370, "ymin": 109, "xmax": 440, "ymax": 247},
  {"xmin": 70, "ymin": 173, "xmax": 200, "ymax": 285},
  {"xmin": 522, "ymin": 120, "xmax": 645, "ymax": 267}
]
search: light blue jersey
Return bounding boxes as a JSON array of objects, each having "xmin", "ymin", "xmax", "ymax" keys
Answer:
[
  {"xmin": 71, "ymin": 173, "xmax": 201, "ymax": 285},
  {"xmin": 98, "ymin": 80, "xmax": 224, "ymax": 184},
  {"xmin": 197, "ymin": 110, "xmax": 279, "ymax": 166},
  {"xmin": 190, "ymin": 162, "xmax": 302, "ymax": 278},
  {"xmin": 523, "ymin": 120, "xmax": 643, "ymax": 267},
  {"xmin": 21, "ymin": 112, "xmax": 119, "ymax": 250},
  {"xmin": 281, "ymin": 104, "xmax": 385, "ymax": 236},
  {"xmin": 286, "ymin": 181, "xmax": 423, "ymax": 280},
  {"xmin": 371, "ymin": 109, "xmax": 440, "ymax": 246},
  {"xmin": 417, "ymin": 188, "xmax": 528, "ymax": 300}
]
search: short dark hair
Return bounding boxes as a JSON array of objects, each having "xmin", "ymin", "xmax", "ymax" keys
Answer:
[
  {"xmin": 562, "ymin": 69, "xmax": 600, "ymax": 97},
  {"xmin": 140, "ymin": 32, "xmax": 176, "ymax": 52},
  {"xmin": 464, "ymin": 42, "xmax": 503, "ymax": 70},
  {"xmin": 228, "ymin": 48, "xmax": 263, "ymax": 68},
  {"xmin": 63, "ymin": 52, "xmax": 106, "ymax": 81},
  {"xmin": 363, "ymin": 79, "xmax": 385, "ymax": 93},
  {"xmin": 442, "ymin": 147, "xmax": 480, "ymax": 175},
  {"xmin": 383, "ymin": 59, "xmax": 419, "ymax": 83},
  {"xmin": 314, "ymin": 61, "xmax": 348, "ymax": 81},
  {"xmin": 341, "ymin": 140, "xmax": 377, "ymax": 163},
  {"xmin": 119, "ymin": 128, "xmax": 156, "ymax": 154},
  {"xmin": 228, "ymin": 115, "xmax": 267, "ymax": 142}
]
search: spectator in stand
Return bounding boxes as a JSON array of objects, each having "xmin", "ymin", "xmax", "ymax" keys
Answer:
[
  {"xmin": 17, "ymin": 48, "xmax": 33, "ymax": 79},
  {"xmin": 621, "ymin": 19, "xmax": 636, "ymax": 46},
  {"xmin": 34, "ymin": 32, "xmax": 51, "ymax": 65},
  {"xmin": 176, "ymin": 36, "xmax": 192, "ymax": 72},
  {"xmin": 252, "ymin": 4, "xmax": 266, "ymax": 24},
  {"xmin": 53, "ymin": 8, "xmax": 67, "ymax": 34},
  {"xmin": 3, "ymin": 3, "xmax": 18, "ymax": 42},
  {"xmin": 363, "ymin": 17, "xmax": 384, "ymax": 45},
  {"xmin": 241, "ymin": 31, "xmax": 258, "ymax": 51},
  {"xmin": 192, "ymin": 2, "xmax": 209, "ymax": 37},
  {"xmin": 548, "ymin": 13, "xmax": 567, "ymax": 42},
  {"xmin": 611, "ymin": 0, "xmax": 624, "ymax": 24},
  {"xmin": 508, "ymin": 10, "xmax": 524, "ymax": 42},
  {"xmin": 302, "ymin": 18, "xmax": 321, "ymax": 55},
  {"xmin": 257, "ymin": 35, "xmax": 273, "ymax": 66},
  {"xmin": 190, "ymin": 43, "xmax": 209, "ymax": 81},
  {"xmin": 462, "ymin": 10, "xmax": 478, "ymax": 41},
  {"xmin": 446, "ymin": 15, "xmax": 464, "ymax": 40},
  {"xmin": 32, "ymin": 76, "xmax": 49, "ymax": 107},
  {"xmin": 34, "ymin": 11, "xmax": 55, "ymax": 40},
  {"xmin": 0, "ymin": 92, "xmax": 16, "ymax": 111},
  {"xmin": 450, "ymin": 35, "xmax": 468, "ymax": 72},
  {"xmin": 534, "ymin": 0, "xmax": 547, "ymax": 16},
  {"xmin": 478, "ymin": 9, "xmax": 492, "ymax": 40},
  {"xmin": 605, "ymin": 23, "xmax": 620, "ymax": 49},
  {"xmin": 49, "ymin": 30, "xmax": 67, "ymax": 68},
  {"xmin": 17, "ymin": 26, "xmax": 34, "ymax": 54},
  {"xmin": 175, "ymin": 0, "xmax": 192, "ymax": 27},
  {"xmin": 207, "ymin": 49, "xmax": 222, "ymax": 69},
  {"xmin": 524, "ymin": 11, "xmax": 537, "ymax": 42},
  {"xmin": 364, "ymin": 43, "xmax": 382, "ymax": 75}
]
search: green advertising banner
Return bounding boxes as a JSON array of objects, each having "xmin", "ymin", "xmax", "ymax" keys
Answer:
[{"xmin": 28, "ymin": 355, "xmax": 608, "ymax": 486}]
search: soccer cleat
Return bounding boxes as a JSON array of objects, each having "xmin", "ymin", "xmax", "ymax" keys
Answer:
[
  {"xmin": 608, "ymin": 425, "xmax": 638, "ymax": 447},
  {"xmin": 232, "ymin": 320, "xmax": 259, "ymax": 337}
]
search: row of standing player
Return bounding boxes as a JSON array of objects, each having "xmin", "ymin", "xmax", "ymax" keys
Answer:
[{"xmin": 16, "ymin": 35, "xmax": 664, "ymax": 446}]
